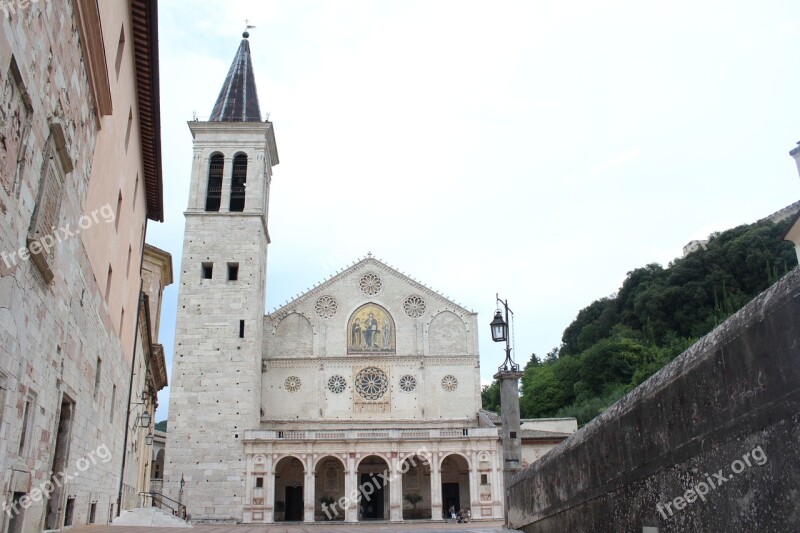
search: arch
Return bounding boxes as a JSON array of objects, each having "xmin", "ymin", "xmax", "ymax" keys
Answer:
[
  {"xmin": 356, "ymin": 455, "xmax": 390, "ymax": 521},
  {"xmin": 273, "ymin": 313, "xmax": 313, "ymax": 357},
  {"xmin": 348, "ymin": 303, "xmax": 395, "ymax": 353},
  {"xmin": 229, "ymin": 152, "xmax": 247, "ymax": 211},
  {"xmin": 438, "ymin": 451, "xmax": 471, "ymax": 471},
  {"xmin": 151, "ymin": 449, "xmax": 164, "ymax": 479},
  {"xmin": 274, "ymin": 455, "xmax": 305, "ymax": 522},
  {"xmin": 428, "ymin": 311, "xmax": 467, "ymax": 355},
  {"xmin": 312, "ymin": 454, "xmax": 345, "ymax": 472},
  {"xmin": 440, "ymin": 454, "xmax": 470, "ymax": 520},
  {"xmin": 205, "ymin": 152, "xmax": 224, "ymax": 211},
  {"xmin": 314, "ymin": 455, "xmax": 346, "ymax": 521},
  {"xmin": 401, "ymin": 454, "xmax": 432, "ymax": 520}
]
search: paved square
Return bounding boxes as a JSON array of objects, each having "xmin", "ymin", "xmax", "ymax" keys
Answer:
[{"xmin": 67, "ymin": 520, "xmax": 507, "ymax": 533}]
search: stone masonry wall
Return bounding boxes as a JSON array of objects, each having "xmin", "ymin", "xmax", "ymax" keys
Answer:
[
  {"xmin": 508, "ymin": 267, "xmax": 800, "ymax": 533},
  {"xmin": 0, "ymin": 1, "xmax": 132, "ymax": 530}
]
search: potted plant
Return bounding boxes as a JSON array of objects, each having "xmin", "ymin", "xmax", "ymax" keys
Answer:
[
  {"xmin": 319, "ymin": 495, "xmax": 336, "ymax": 520},
  {"xmin": 404, "ymin": 493, "xmax": 423, "ymax": 519}
]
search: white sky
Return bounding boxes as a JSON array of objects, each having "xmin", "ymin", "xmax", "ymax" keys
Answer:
[{"xmin": 148, "ymin": 0, "xmax": 800, "ymax": 421}]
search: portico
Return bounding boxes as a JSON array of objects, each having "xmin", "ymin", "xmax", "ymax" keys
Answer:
[{"xmin": 242, "ymin": 427, "xmax": 503, "ymax": 524}]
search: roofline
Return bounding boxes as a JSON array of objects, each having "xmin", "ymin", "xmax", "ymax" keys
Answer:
[
  {"xmin": 131, "ymin": 0, "xmax": 164, "ymax": 222},
  {"xmin": 267, "ymin": 255, "xmax": 477, "ymax": 318},
  {"xmin": 143, "ymin": 243, "xmax": 173, "ymax": 286},
  {"xmin": 784, "ymin": 210, "xmax": 800, "ymax": 240}
]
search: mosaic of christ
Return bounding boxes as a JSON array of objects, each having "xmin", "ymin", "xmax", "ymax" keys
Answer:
[{"xmin": 348, "ymin": 303, "xmax": 395, "ymax": 353}]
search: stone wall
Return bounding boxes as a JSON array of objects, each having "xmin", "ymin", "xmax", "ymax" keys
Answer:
[
  {"xmin": 0, "ymin": 1, "xmax": 162, "ymax": 530},
  {"xmin": 508, "ymin": 267, "xmax": 800, "ymax": 533}
]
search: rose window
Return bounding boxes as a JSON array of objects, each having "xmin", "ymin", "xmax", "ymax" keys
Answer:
[
  {"xmin": 403, "ymin": 295, "xmax": 426, "ymax": 318},
  {"xmin": 355, "ymin": 367, "xmax": 389, "ymax": 401},
  {"xmin": 359, "ymin": 272, "xmax": 383, "ymax": 296},
  {"xmin": 327, "ymin": 375, "xmax": 347, "ymax": 394},
  {"xmin": 399, "ymin": 375, "xmax": 417, "ymax": 393},
  {"xmin": 314, "ymin": 295, "xmax": 338, "ymax": 319},
  {"xmin": 441, "ymin": 375, "xmax": 458, "ymax": 392},
  {"xmin": 284, "ymin": 376, "xmax": 302, "ymax": 393}
]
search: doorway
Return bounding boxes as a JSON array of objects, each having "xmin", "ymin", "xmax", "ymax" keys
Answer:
[
  {"xmin": 45, "ymin": 397, "xmax": 74, "ymax": 529},
  {"xmin": 284, "ymin": 486, "xmax": 303, "ymax": 521},
  {"xmin": 442, "ymin": 483, "xmax": 460, "ymax": 519},
  {"xmin": 359, "ymin": 473, "xmax": 385, "ymax": 519}
]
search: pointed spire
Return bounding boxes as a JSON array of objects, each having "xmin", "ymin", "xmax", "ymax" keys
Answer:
[{"xmin": 210, "ymin": 33, "xmax": 262, "ymax": 122}]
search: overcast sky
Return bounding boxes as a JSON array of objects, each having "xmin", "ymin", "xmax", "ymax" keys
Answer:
[{"xmin": 147, "ymin": 0, "xmax": 800, "ymax": 421}]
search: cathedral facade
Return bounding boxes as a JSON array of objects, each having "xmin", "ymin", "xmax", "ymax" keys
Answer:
[{"xmin": 164, "ymin": 35, "xmax": 504, "ymax": 524}]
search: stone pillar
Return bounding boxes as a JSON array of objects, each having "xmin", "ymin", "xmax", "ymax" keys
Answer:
[
  {"xmin": 430, "ymin": 457, "xmax": 443, "ymax": 521},
  {"xmin": 494, "ymin": 369, "xmax": 524, "ymax": 523},
  {"xmin": 219, "ymin": 156, "xmax": 232, "ymax": 212},
  {"xmin": 469, "ymin": 455, "xmax": 480, "ymax": 515},
  {"xmin": 265, "ymin": 457, "xmax": 275, "ymax": 524},
  {"xmin": 303, "ymin": 460, "xmax": 315, "ymax": 523},
  {"xmin": 490, "ymin": 450, "xmax": 503, "ymax": 519},
  {"xmin": 345, "ymin": 455, "xmax": 358, "ymax": 523},
  {"xmin": 389, "ymin": 454, "xmax": 402, "ymax": 522}
]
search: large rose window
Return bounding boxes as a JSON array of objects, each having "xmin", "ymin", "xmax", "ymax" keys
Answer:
[{"xmin": 355, "ymin": 367, "xmax": 389, "ymax": 401}]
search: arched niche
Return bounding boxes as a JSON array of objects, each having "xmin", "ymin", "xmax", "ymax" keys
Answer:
[{"xmin": 347, "ymin": 303, "xmax": 395, "ymax": 354}]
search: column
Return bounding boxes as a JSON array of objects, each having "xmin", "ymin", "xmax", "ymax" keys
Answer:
[
  {"xmin": 469, "ymin": 455, "xmax": 480, "ymax": 515},
  {"xmin": 430, "ymin": 455, "xmax": 443, "ymax": 521},
  {"xmin": 389, "ymin": 454, "xmax": 402, "ymax": 522},
  {"xmin": 219, "ymin": 156, "xmax": 232, "ymax": 212},
  {"xmin": 490, "ymin": 450, "xmax": 503, "ymax": 519},
  {"xmin": 345, "ymin": 454, "xmax": 358, "ymax": 522},
  {"xmin": 494, "ymin": 369, "xmax": 524, "ymax": 523},
  {"xmin": 265, "ymin": 456, "xmax": 275, "ymax": 524},
  {"xmin": 304, "ymin": 456, "xmax": 315, "ymax": 522}
]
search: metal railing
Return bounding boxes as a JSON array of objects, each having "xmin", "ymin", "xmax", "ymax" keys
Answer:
[{"xmin": 139, "ymin": 491, "xmax": 187, "ymax": 520}]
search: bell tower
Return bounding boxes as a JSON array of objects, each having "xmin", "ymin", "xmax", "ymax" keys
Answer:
[{"xmin": 164, "ymin": 33, "xmax": 278, "ymax": 521}]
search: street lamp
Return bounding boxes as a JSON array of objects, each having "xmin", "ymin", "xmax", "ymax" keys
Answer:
[
  {"xmin": 140, "ymin": 410, "xmax": 151, "ymax": 428},
  {"xmin": 180, "ymin": 474, "xmax": 185, "ymax": 493},
  {"xmin": 145, "ymin": 432, "xmax": 154, "ymax": 446},
  {"xmin": 490, "ymin": 294, "xmax": 524, "ymax": 525},
  {"xmin": 491, "ymin": 295, "xmax": 518, "ymax": 372},
  {"xmin": 490, "ymin": 310, "xmax": 507, "ymax": 342}
]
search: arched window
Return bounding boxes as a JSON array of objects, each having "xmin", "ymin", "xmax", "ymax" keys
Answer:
[
  {"xmin": 230, "ymin": 153, "xmax": 247, "ymax": 212},
  {"xmin": 205, "ymin": 153, "xmax": 223, "ymax": 211}
]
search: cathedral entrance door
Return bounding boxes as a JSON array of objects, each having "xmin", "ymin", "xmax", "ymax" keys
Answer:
[
  {"xmin": 359, "ymin": 474, "xmax": 385, "ymax": 519},
  {"xmin": 442, "ymin": 483, "xmax": 460, "ymax": 519},
  {"xmin": 284, "ymin": 486, "xmax": 303, "ymax": 521}
]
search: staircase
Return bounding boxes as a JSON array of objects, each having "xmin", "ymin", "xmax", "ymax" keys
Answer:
[{"xmin": 112, "ymin": 507, "xmax": 192, "ymax": 528}]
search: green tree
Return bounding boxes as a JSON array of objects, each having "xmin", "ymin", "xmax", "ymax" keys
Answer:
[{"xmin": 481, "ymin": 381, "xmax": 501, "ymax": 412}]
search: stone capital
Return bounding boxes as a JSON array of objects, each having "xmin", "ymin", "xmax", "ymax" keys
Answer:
[{"xmin": 493, "ymin": 369, "xmax": 524, "ymax": 380}]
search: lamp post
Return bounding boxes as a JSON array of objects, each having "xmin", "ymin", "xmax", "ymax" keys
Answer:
[
  {"xmin": 490, "ymin": 295, "xmax": 523, "ymax": 524},
  {"xmin": 178, "ymin": 473, "xmax": 185, "ymax": 517}
]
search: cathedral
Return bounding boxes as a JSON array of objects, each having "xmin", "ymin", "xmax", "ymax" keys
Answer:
[{"xmin": 164, "ymin": 34, "xmax": 570, "ymax": 524}]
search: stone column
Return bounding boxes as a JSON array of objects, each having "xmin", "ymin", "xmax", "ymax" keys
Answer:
[
  {"xmin": 490, "ymin": 450, "xmax": 503, "ymax": 519},
  {"xmin": 469, "ymin": 454, "xmax": 480, "ymax": 515},
  {"xmin": 345, "ymin": 454, "xmax": 358, "ymax": 523},
  {"xmin": 430, "ymin": 456, "xmax": 443, "ymax": 521},
  {"xmin": 303, "ymin": 460, "xmax": 315, "ymax": 523},
  {"xmin": 389, "ymin": 454, "xmax": 402, "ymax": 522},
  {"xmin": 219, "ymin": 156, "xmax": 232, "ymax": 212},
  {"xmin": 265, "ymin": 456, "xmax": 275, "ymax": 524},
  {"xmin": 494, "ymin": 369, "xmax": 524, "ymax": 524}
]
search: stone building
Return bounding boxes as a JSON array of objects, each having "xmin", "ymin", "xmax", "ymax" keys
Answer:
[
  {"xmin": 164, "ymin": 34, "xmax": 570, "ymax": 525},
  {"xmin": 0, "ymin": 0, "xmax": 166, "ymax": 531}
]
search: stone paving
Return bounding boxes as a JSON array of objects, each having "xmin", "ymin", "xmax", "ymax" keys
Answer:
[{"xmin": 68, "ymin": 520, "xmax": 507, "ymax": 533}]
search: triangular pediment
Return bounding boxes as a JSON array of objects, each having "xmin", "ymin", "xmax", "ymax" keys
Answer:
[{"xmin": 266, "ymin": 254, "xmax": 474, "ymax": 321}]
